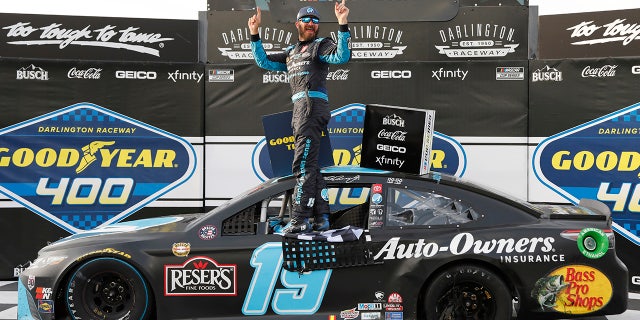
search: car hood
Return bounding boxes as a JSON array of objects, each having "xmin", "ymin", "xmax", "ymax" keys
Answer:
[{"xmin": 43, "ymin": 214, "xmax": 198, "ymax": 251}]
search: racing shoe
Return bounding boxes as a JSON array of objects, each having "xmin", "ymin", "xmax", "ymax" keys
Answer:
[
  {"xmin": 313, "ymin": 214, "xmax": 330, "ymax": 231},
  {"xmin": 280, "ymin": 217, "xmax": 311, "ymax": 234}
]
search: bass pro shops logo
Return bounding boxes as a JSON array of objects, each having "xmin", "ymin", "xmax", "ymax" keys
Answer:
[
  {"xmin": 0, "ymin": 103, "xmax": 196, "ymax": 233},
  {"xmin": 533, "ymin": 102, "xmax": 640, "ymax": 245}
]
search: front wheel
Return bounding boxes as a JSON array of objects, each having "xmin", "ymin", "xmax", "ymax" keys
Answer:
[
  {"xmin": 424, "ymin": 265, "xmax": 512, "ymax": 320},
  {"xmin": 65, "ymin": 257, "xmax": 152, "ymax": 320}
]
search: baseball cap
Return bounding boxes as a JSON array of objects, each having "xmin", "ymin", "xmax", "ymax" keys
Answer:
[{"xmin": 297, "ymin": 6, "xmax": 320, "ymax": 20}]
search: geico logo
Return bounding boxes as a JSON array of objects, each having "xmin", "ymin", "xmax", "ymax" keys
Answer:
[
  {"xmin": 632, "ymin": 276, "xmax": 640, "ymax": 285},
  {"xmin": 376, "ymin": 144, "xmax": 406, "ymax": 153},
  {"xmin": 269, "ymin": 136, "xmax": 295, "ymax": 145},
  {"xmin": 551, "ymin": 150, "xmax": 640, "ymax": 171},
  {"xmin": 0, "ymin": 147, "xmax": 176, "ymax": 168},
  {"xmin": 115, "ymin": 70, "xmax": 157, "ymax": 79},
  {"xmin": 371, "ymin": 70, "xmax": 412, "ymax": 79},
  {"xmin": 633, "ymin": 66, "xmax": 640, "ymax": 74}
]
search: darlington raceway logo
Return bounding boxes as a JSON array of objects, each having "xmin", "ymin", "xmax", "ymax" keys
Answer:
[
  {"xmin": 251, "ymin": 103, "xmax": 466, "ymax": 181},
  {"xmin": 533, "ymin": 102, "xmax": 640, "ymax": 245},
  {"xmin": 2, "ymin": 22, "xmax": 174, "ymax": 56},
  {"xmin": 0, "ymin": 103, "xmax": 196, "ymax": 233},
  {"xmin": 217, "ymin": 24, "xmax": 406, "ymax": 60},
  {"xmin": 435, "ymin": 23, "xmax": 519, "ymax": 58}
]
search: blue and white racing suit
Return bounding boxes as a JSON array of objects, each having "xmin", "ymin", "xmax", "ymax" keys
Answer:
[{"xmin": 251, "ymin": 25, "xmax": 351, "ymax": 218}]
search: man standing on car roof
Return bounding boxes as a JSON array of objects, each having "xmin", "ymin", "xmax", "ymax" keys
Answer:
[{"xmin": 248, "ymin": 1, "xmax": 351, "ymax": 233}]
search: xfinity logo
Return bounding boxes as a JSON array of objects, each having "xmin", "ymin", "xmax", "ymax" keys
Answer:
[
  {"xmin": 17, "ymin": 64, "xmax": 48, "ymax": 80},
  {"xmin": 168, "ymin": 70, "xmax": 203, "ymax": 83},
  {"xmin": 581, "ymin": 65, "xmax": 617, "ymax": 78},
  {"xmin": 432, "ymin": 67, "xmax": 468, "ymax": 80},
  {"xmin": 376, "ymin": 155, "xmax": 404, "ymax": 168},
  {"xmin": 115, "ymin": 70, "xmax": 157, "ymax": 80},
  {"xmin": 532, "ymin": 65, "xmax": 563, "ymax": 82},
  {"xmin": 377, "ymin": 144, "xmax": 406, "ymax": 154},
  {"xmin": 67, "ymin": 67, "xmax": 102, "ymax": 79},
  {"xmin": 371, "ymin": 70, "xmax": 411, "ymax": 79}
]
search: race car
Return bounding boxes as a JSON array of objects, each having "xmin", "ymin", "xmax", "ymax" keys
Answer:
[{"xmin": 17, "ymin": 166, "xmax": 628, "ymax": 320}]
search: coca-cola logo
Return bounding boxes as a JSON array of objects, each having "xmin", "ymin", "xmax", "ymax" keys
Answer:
[
  {"xmin": 377, "ymin": 129, "xmax": 407, "ymax": 141},
  {"xmin": 581, "ymin": 65, "xmax": 617, "ymax": 78},
  {"xmin": 67, "ymin": 67, "xmax": 102, "ymax": 79},
  {"xmin": 327, "ymin": 69, "xmax": 350, "ymax": 80}
]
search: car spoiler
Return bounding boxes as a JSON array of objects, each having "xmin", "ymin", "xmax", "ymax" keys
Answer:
[{"xmin": 535, "ymin": 199, "xmax": 612, "ymax": 225}]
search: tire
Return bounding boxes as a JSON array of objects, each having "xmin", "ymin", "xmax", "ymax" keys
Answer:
[
  {"xmin": 65, "ymin": 257, "xmax": 152, "ymax": 320},
  {"xmin": 424, "ymin": 265, "xmax": 512, "ymax": 320}
]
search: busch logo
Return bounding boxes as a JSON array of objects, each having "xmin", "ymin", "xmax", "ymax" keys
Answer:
[
  {"xmin": 263, "ymin": 71, "xmax": 288, "ymax": 83},
  {"xmin": 532, "ymin": 65, "xmax": 563, "ymax": 82},
  {"xmin": 581, "ymin": 65, "xmax": 617, "ymax": 78},
  {"xmin": 382, "ymin": 114, "xmax": 405, "ymax": 127},
  {"xmin": 67, "ymin": 67, "xmax": 102, "ymax": 79},
  {"xmin": 164, "ymin": 256, "xmax": 236, "ymax": 296},
  {"xmin": 327, "ymin": 68, "xmax": 350, "ymax": 80},
  {"xmin": 17, "ymin": 64, "xmax": 48, "ymax": 80}
]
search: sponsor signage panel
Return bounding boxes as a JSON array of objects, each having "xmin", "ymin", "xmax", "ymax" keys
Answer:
[
  {"xmin": 263, "ymin": 0, "xmax": 458, "ymax": 23},
  {"xmin": 361, "ymin": 104, "xmax": 435, "ymax": 175},
  {"xmin": 252, "ymin": 104, "xmax": 466, "ymax": 181},
  {"xmin": 539, "ymin": 9, "xmax": 640, "ymax": 59},
  {"xmin": 206, "ymin": 6, "xmax": 530, "ymax": 63},
  {"xmin": 261, "ymin": 110, "xmax": 333, "ymax": 177},
  {"xmin": 0, "ymin": 103, "xmax": 197, "ymax": 233},
  {"xmin": 0, "ymin": 13, "xmax": 198, "ymax": 62}
]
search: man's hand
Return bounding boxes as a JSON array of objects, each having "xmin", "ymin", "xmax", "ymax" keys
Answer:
[
  {"xmin": 335, "ymin": 0, "xmax": 349, "ymax": 25},
  {"xmin": 248, "ymin": 7, "xmax": 261, "ymax": 35}
]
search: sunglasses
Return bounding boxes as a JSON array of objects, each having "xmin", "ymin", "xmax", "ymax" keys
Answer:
[{"xmin": 299, "ymin": 17, "xmax": 320, "ymax": 24}]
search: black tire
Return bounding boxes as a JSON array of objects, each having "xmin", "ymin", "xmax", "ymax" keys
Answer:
[
  {"xmin": 424, "ymin": 265, "xmax": 512, "ymax": 320},
  {"xmin": 65, "ymin": 257, "xmax": 152, "ymax": 320}
]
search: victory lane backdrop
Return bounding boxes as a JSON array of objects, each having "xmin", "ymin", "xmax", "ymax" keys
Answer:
[{"xmin": 0, "ymin": 58, "xmax": 204, "ymax": 279}]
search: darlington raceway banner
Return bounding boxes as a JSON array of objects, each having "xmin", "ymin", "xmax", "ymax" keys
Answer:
[
  {"xmin": 206, "ymin": 6, "xmax": 531, "ymax": 64},
  {"xmin": 538, "ymin": 8, "xmax": 640, "ymax": 59},
  {"xmin": 0, "ymin": 13, "xmax": 198, "ymax": 62},
  {"xmin": 0, "ymin": 59, "xmax": 204, "ymax": 279},
  {"xmin": 529, "ymin": 57, "xmax": 640, "ymax": 292}
]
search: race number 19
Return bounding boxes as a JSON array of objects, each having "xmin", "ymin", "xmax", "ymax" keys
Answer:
[
  {"xmin": 36, "ymin": 177, "xmax": 134, "ymax": 205},
  {"xmin": 242, "ymin": 242, "xmax": 331, "ymax": 315}
]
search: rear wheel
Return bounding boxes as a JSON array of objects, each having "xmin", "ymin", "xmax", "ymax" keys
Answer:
[
  {"xmin": 424, "ymin": 265, "xmax": 511, "ymax": 320},
  {"xmin": 65, "ymin": 257, "xmax": 152, "ymax": 320}
]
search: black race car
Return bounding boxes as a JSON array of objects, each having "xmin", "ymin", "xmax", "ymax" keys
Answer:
[{"xmin": 17, "ymin": 166, "xmax": 628, "ymax": 320}]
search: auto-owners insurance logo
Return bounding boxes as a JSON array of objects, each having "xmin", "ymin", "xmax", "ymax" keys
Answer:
[
  {"xmin": 533, "ymin": 102, "xmax": 640, "ymax": 245},
  {"xmin": 0, "ymin": 103, "xmax": 196, "ymax": 233}
]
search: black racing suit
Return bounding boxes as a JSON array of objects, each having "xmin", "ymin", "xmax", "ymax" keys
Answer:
[{"xmin": 251, "ymin": 25, "xmax": 351, "ymax": 219}]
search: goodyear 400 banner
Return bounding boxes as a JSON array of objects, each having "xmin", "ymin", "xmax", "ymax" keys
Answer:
[{"xmin": 0, "ymin": 103, "xmax": 196, "ymax": 233}]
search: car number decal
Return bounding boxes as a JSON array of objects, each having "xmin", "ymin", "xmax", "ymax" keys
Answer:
[{"xmin": 242, "ymin": 242, "xmax": 332, "ymax": 315}]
